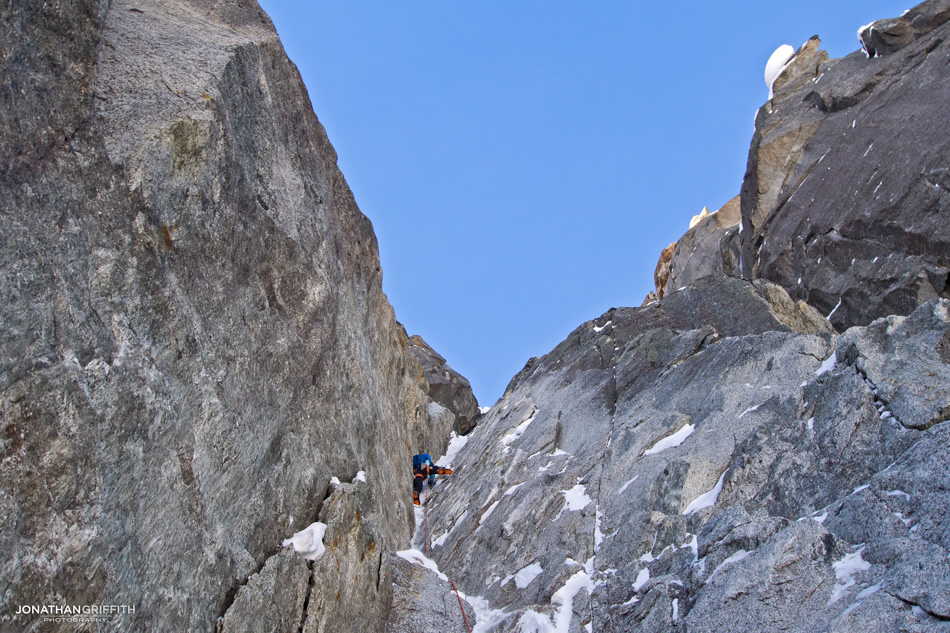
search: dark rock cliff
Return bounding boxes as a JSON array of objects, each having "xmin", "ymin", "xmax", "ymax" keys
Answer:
[
  {"xmin": 654, "ymin": 0, "xmax": 950, "ymax": 332},
  {"xmin": 0, "ymin": 1, "xmax": 451, "ymax": 631},
  {"xmin": 740, "ymin": 0, "xmax": 950, "ymax": 330}
]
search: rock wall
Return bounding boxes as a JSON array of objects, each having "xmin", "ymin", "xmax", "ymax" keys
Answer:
[
  {"xmin": 421, "ymin": 281, "xmax": 949, "ymax": 632},
  {"xmin": 0, "ymin": 1, "xmax": 444, "ymax": 631},
  {"xmin": 740, "ymin": 0, "xmax": 950, "ymax": 330}
]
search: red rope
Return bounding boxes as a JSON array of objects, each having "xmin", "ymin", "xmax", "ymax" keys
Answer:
[
  {"xmin": 424, "ymin": 482, "xmax": 429, "ymax": 557},
  {"xmin": 450, "ymin": 581, "xmax": 472, "ymax": 633}
]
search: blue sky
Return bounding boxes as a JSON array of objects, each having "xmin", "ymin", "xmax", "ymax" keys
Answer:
[{"xmin": 257, "ymin": 1, "xmax": 910, "ymax": 405}]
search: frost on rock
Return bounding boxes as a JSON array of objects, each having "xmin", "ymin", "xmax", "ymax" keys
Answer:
[
  {"xmin": 282, "ymin": 521, "xmax": 327, "ymax": 561},
  {"xmin": 765, "ymin": 44, "xmax": 796, "ymax": 98}
]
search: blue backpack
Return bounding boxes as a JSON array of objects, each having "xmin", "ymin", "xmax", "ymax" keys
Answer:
[{"xmin": 412, "ymin": 453, "xmax": 432, "ymax": 471}]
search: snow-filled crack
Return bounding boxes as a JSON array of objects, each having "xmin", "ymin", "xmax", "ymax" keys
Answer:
[{"xmin": 891, "ymin": 593, "xmax": 950, "ymax": 622}]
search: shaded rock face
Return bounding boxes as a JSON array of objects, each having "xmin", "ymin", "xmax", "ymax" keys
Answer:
[
  {"xmin": 656, "ymin": 196, "xmax": 741, "ymax": 299},
  {"xmin": 423, "ymin": 280, "xmax": 950, "ymax": 632},
  {"xmin": 1, "ymin": 1, "xmax": 442, "ymax": 631},
  {"xmin": 409, "ymin": 335, "xmax": 481, "ymax": 436},
  {"xmin": 859, "ymin": 0, "xmax": 950, "ymax": 57},
  {"xmin": 740, "ymin": 1, "xmax": 950, "ymax": 331}
]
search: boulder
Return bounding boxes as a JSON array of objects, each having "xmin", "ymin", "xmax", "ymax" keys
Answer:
[{"xmin": 409, "ymin": 334, "xmax": 481, "ymax": 436}]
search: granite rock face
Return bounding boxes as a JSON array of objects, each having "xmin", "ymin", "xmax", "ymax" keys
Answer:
[
  {"xmin": 409, "ymin": 335, "xmax": 481, "ymax": 436},
  {"xmin": 420, "ymin": 284, "xmax": 950, "ymax": 632},
  {"xmin": 740, "ymin": 0, "xmax": 950, "ymax": 331},
  {"xmin": 0, "ymin": 1, "xmax": 444, "ymax": 631},
  {"xmin": 656, "ymin": 196, "xmax": 741, "ymax": 299}
]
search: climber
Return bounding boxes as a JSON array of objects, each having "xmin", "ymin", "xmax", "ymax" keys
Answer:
[{"xmin": 412, "ymin": 453, "xmax": 452, "ymax": 506}]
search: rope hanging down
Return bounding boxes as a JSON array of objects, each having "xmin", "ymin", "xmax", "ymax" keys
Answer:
[{"xmin": 450, "ymin": 581, "xmax": 473, "ymax": 633}]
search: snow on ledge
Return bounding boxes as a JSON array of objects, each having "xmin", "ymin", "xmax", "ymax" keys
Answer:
[
  {"xmin": 682, "ymin": 469, "xmax": 729, "ymax": 516},
  {"xmin": 282, "ymin": 522, "xmax": 327, "ymax": 561},
  {"xmin": 561, "ymin": 484, "xmax": 592, "ymax": 512},
  {"xmin": 765, "ymin": 44, "xmax": 796, "ymax": 98},
  {"xmin": 396, "ymin": 548, "xmax": 449, "ymax": 581},
  {"xmin": 502, "ymin": 562, "xmax": 544, "ymax": 589},
  {"xmin": 815, "ymin": 351, "xmax": 837, "ymax": 377},
  {"xmin": 828, "ymin": 546, "xmax": 871, "ymax": 604},
  {"xmin": 643, "ymin": 424, "xmax": 695, "ymax": 456}
]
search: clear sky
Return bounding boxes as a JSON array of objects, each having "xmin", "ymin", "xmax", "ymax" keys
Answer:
[{"xmin": 257, "ymin": 0, "xmax": 911, "ymax": 406}]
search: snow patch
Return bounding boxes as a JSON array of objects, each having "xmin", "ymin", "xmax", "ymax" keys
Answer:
[
  {"xmin": 827, "ymin": 298, "xmax": 843, "ymax": 319},
  {"xmin": 517, "ymin": 570, "xmax": 594, "ymax": 633},
  {"xmin": 396, "ymin": 549, "xmax": 449, "ymax": 581},
  {"xmin": 593, "ymin": 320, "xmax": 612, "ymax": 333},
  {"xmin": 432, "ymin": 510, "xmax": 467, "ymax": 549},
  {"xmin": 682, "ymin": 534, "xmax": 699, "ymax": 563},
  {"xmin": 462, "ymin": 594, "xmax": 511, "ymax": 633},
  {"xmin": 643, "ymin": 424, "xmax": 695, "ymax": 456},
  {"xmin": 706, "ymin": 549, "xmax": 751, "ymax": 584},
  {"xmin": 807, "ymin": 417, "xmax": 815, "ymax": 432},
  {"xmin": 561, "ymin": 484, "xmax": 592, "ymax": 512},
  {"xmin": 594, "ymin": 507, "xmax": 605, "ymax": 551},
  {"xmin": 633, "ymin": 568, "xmax": 651, "ymax": 591},
  {"xmin": 618, "ymin": 475, "xmax": 639, "ymax": 494},
  {"xmin": 437, "ymin": 432, "xmax": 469, "ymax": 468},
  {"xmin": 886, "ymin": 490, "xmax": 911, "ymax": 502},
  {"xmin": 815, "ymin": 351, "xmax": 837, "ymax": 376},
  {"xmin": 353, "ymin": 471, "xmax": 367, "ymax": 483},
  {"xmin": 828, "ymin": 546, "xmax": 871, "ymax": 604},
  {"xmin": 683, "ymin": 470, "xmax": 728, "ymax": 516},
  {"xmin": 502, "ymin": 562, "xmax": 544, "ymax": 589},
  {"xmin": 282, "ymin": 522, "xmax": 327, "ymax": 561},
  {"xmin": 480, "ymin": 498, "xmax": 501, "ymax": 525},
  {"xmin": 501, "ymin": 409, "xmax": 538, "ymax": 451},
  {"xmin": 504, "ymin": 483, "xmax": 524, "ymax": 496},
  {"xmin": 737, "ymin": 403, "xmax": 762, "ymax": 419}
]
